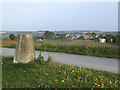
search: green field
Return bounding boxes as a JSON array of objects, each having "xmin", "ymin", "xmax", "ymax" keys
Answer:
[
  {"xmin": 2, "ymin": 56, "xmax": 119, "ymax": 88},
  {"xmin": 2, "ymin": 39, "xmax": 119, "ymax": 59}
]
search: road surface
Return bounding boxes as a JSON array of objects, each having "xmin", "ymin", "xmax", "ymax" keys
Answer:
[{"xmin": 0, "ymin": 48, "xmax": 119, "ymax": 74}]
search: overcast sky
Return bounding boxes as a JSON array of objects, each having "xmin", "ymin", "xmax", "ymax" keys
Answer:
[{"xmin": 2, "ymin": 2, "xmax": 118, "ymax": 31}]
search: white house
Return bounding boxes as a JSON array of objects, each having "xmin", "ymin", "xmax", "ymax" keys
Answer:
[{"xmin": 99, "ymin": 38, "xmax": 106, "ymax": 43}]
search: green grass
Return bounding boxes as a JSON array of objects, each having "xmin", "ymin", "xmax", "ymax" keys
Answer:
[
  {"xmin": 0, "ymin": 56, "xmax": 2, "ymax": 88},
  {"xmin": 1, "ymin": 39, "xmax": 119, "ymax": 59},
  {"xmin": 2, "ymin": 56, "xmax": 119, "ymax": 88}
]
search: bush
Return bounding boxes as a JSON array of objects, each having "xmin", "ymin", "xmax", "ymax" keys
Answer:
[
  {"xmin": 46, "ymin": 55, "xmax": 53, "ymax": 64},
  {"xmin": 36, "ymin": 52, "xmax": 46, "ymax": 65},
  {"xmin": 9, "ymin": 34, "xmax": 16, "ymax": 40}
]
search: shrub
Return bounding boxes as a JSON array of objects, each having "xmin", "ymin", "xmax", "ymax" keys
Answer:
[
  {"xmin": 36, "ymin": 52, "xmax": 46, "ymax": 65},
  {"xmin": 9, "ymin": 34, "xmax": 16, "ymax": 40},
  {"xmin": 46, "ymin": 55, "xmax": 53, "ymax": 64}
]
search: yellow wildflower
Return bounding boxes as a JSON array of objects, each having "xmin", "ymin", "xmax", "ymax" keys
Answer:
[
  {"xmin": 110, "ymin": 81, "xmax": 112, "ymax": 84},
  {"xmin": 98, "ymin": 85, "xmax": 100, "ymax": 87},
  {"xmin": 115, "ymin": 81, "xmax": 117, "ymax": 83},
  {"xmin": 78, "ymin": 77, "xmax": 81, "ymax": 79},
  {"xmin": 1, "ymin": 63, "xmax": 3, "ymax": 64},
  {"xmin": 62, "ymin": 80, "xmax": 64, "ymax": 82},
  {"xmin": 46, "ymin": 73, "xmax": 48, "ymax": 75},
  {"xmin": 59, "ymin": 65, "xmax": 61, "ymax": 67},
  {"xmin": 24, "ymin": 70, "xmax": 26, "ymax": 72},
  {"xmin": 96, "ymin": 78, "xmax": 97, "ymax": 80},
  {"xmin": 79, "ymin": 67, "xmax": 82, "ymax": 69},
  {"xmin": 101, "ymin": 79, "xmax": 103, "ymax": 81},
  {"xmin": 55, "ymin": 79, "xmax": 57, "ymax": 82},
  {"xmin": 59, "ymin": 71, "xmax": 61, "ymax": 73},
  {"xmin": 72, "ymin": 70, "xmax": 74, "ymax": 72},
  {"xmin": 95, "ymin": 83, "xmax": 97, "ymax": 85},
  {"xmin": 64, "ymin": 71, "xmax": 66, "ymax": 75},
  {"xmin": 38, "ymin": 85, "xmax": 40, "ymax": 87}
]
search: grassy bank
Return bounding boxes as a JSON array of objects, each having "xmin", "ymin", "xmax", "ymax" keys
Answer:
[
  {"xmin": 1, "ymin": 39, "xmax": 119, "ymax": 59},
  {"xmin": 2, "ymin": 56, "xmax": 119, "ymax": 88}
]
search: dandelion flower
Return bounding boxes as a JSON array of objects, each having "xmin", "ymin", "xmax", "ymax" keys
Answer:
[
  {"xmin": 110, "ymin": 81, "xmax": 112, "ymax": 84},
  {"xmin": 24, "ymin": 70, "xmax": 26, "ymax": 72},
  {"xmin": 46, "ymin": 73, "xmax": 48, "ymax": 75},
  {"xmin": 72, "ymin": 70, "xmax": 74, "ymax": 72},
  {"xmin": 59, "ymin": 71, "xmax": 61, "ymax": 73},
  {"xmin": 59, "ymin": 65, "xmax": 61, "ymax": 67},
  {"xmin": 95, "ymin": 83, "xmax": 97, "ymax": 85},
  {"xmin": 62, "ymin": 80, "xmax": 64, "ymax": 82},
  {"xmin": 38, "ymin": 85, "xmax": 40, "ymax": 87},
  {"xmin": 55, "ymin": 79, "xmax": 57, "ymax": 82},
  {"xmin": 1, "ymin": 63, "xmax": 3, "ymax": 64},
  {"xmin": 98, "ymin": 85, "xmax": 100, "ymax": 87},
  {"xmin": 78, "ymin": 77, "xmax": 81, "ymax": 80}
]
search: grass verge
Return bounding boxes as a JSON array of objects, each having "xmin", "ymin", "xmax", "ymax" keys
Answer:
[
  {"xmin": 1, "ymin": 39, "xmax": 120, "ymax": 59},
  {"xmin": 2, "ymin": 56, "xmax": 119, "ymax": 88}
]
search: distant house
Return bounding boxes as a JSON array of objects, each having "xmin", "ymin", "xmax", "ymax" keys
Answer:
[
  {"xmin": 99, "ymin": 38, "xmax": 106, "ymax": 43},
  {"xmin": 59, "ymin": 33, "xmax": 70, "ymax": 39},
  {"xmin": 66, "ymin": 35, "xmax": 77, "ymax": 40},
  {"xmin": 67, "ymin": 36, "xmax": 72, "ymax": 40},
  {"xmin": 110, "ymin": 38, "xmax": 113, "ymax": 43},
  {"xmin": 92, "ymin": 34, "xmax": 99, "ymax": 40},
  {"xmin": 75, "ymin": 34, "xmax": 81, "ymax": 38},
  {"xmin": 95, "ymin": 35, "xmax": 99, "ymax": 38},
  {"xmin": 71, "ymin": 35, "xmax": 77, "ymax": 40},
  {"xmin": 38, "ymin": 39, "xmax": 43, "ymax": 42},
  {"xmin": 78, "ymin": 35, "xmax": 92, "ymax": 40}
]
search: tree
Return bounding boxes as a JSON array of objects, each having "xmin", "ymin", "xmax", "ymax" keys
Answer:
[
  {"xmin": 86, "ymin": 32, "xmax": 91, "ymax": 35},
  {"xmin": 112, "ymin": 35, "xmax": 119, "ymax": 44},
  {"xmin": 44, "ymin": 31, "xmax": 55, "ymax": 39},
  {"xmin": 99, "ymin": 34, "xmax": 104, "ymax": 38},
  {"xmin": 92, "ymin": 32, "xmax": 96, "ymax": 35},
  {"xmin": 9, "ymin": 34, "xmax": 16, "ymax": 40},
  {"xmin": 56, "ymin": 33, "xmax": 60, "ymax": 36}
]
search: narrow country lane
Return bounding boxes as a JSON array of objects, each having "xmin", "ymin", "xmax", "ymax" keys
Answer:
[{"xmin": 0, "ymin": 48, "xmax": 119, "ymax": 74}]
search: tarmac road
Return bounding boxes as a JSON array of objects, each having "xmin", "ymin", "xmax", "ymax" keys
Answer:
[{"xmin": 0, "ymin": 47, "xmax": 119, "ymax": 74}]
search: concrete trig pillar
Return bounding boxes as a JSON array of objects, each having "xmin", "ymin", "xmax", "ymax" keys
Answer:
[{"xmin": 13, "ymin": 34, "xmax": 35, "ymax": 63}]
